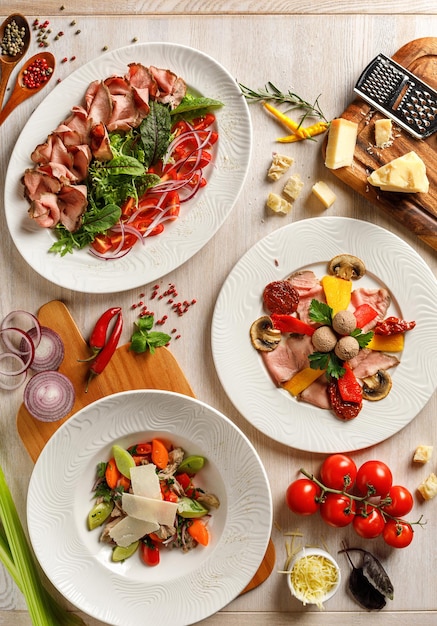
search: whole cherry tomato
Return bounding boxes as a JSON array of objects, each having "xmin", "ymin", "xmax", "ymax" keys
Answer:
[
  {"xmin": 355, "ymin": 460, "xmax": 393, "ymax": 497},
  {"xmin": 353, "ymin": 507, "xmax": 385, "ymax": 538},
  {"xmin": 320, "ymin": 454, "xmax": 357, "ymax": 492},
  {"xmin": 140, "ymin": 538, "xmax": 160, "ymax": 566},
  {"xmin": 285, "ymin": 479, "xmax": 321, "ymax": 516},
  {"xmin": 382, "ymin": 519, "xmax": 414, "ymax": 548},
  {"xmin": 319, "ymin": 493, "xmax": 356, "ymax": 527},
  {"xmin": 381, "ymin": 485, "xmax": 414, "ymax": 518}
]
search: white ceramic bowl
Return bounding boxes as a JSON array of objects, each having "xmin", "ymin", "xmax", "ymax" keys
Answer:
[{"xmin": 287, "ymin": 547, "xmax": 341, "ymax": 607}]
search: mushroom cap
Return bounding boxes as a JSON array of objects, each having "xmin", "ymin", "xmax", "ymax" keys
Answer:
[
  {"xmin": 328, "ymin": 254, "xmax": 366, "ymax": 281},
  {"xmin": 332, "ymin": 310, "xmax": 357, "ymax": 335},
  {"xmin": 312, "ymin": 325, "xmax": 337, "ymax": 353},
  {"xmin": 362, "ymin": 370, "xmax": 392, "ymax": 401},
  {"xmin": 334, "ymin": 336, "xmax": 360, "ymax": 361},
  {"xmin": 250, "ymin": 316, "xmax": 281, "ymax": 352}
]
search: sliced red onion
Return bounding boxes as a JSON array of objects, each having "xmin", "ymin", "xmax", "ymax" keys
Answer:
[
  {"xmin": 23, "ymin": 371, "xmax": 75, "ymax": 422},
  {"xmin": 0, "ymin": 328, "xmax": 35, "ymax": 375},
  {"xmin": 1, "ymin": 310, "xmax": 42, "ymax": 349},
  {"xmin": 24, "ymin": 326, "xmax": 65, "ymax": 372},
  {"xmin": 0, "ymin": 354, "xmax": 28, "ymax": 389}
]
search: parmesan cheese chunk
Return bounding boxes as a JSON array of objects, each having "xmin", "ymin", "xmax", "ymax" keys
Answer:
[
  {"xmin": 266, "ymin": 192, "xmax": 292, "ymax": 214},
  {"xmin": 109, "ymin": 516, "xmax": 159, "ymax": 548},
  {"xmin": 283, "ymin": 174, "xmax": 304, "ymax": 201},
  {"xmin": 129, "ymin": 463, "xmax": 161, "ymax": 499},
  {"xmin": 413, "ymin": 445, "xmax": 433, "ymax": 464},
  {"xmin": 418, "ymin": 472, "xmax": 437, "ymax": 501},
  {"xmin": 312, "ymin": 181, "xmax": 336, "ymax": 208},
  {"xmin": 267, "ymin": 153, "xmax": 294, "ymax": 181},
  {"xmin": 122, "ymin": 492, "xmax": 179, "ymax": 527},
  {"xmin": 367, "ymin": 151, "xmax": 429, "ymax": 193},
  {"xmin": 324, "ymin": 118, "xmax": 358, "ymax": 169},
  {"xmin": 374, "ymin": 119, "xmax": 393, "ymax": 148}
]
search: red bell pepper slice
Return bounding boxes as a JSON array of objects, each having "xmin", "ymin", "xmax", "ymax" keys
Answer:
[
  {"xmin": 271, "ymin": 313, "xmax": 315, "ymax": 336},
  {"xmin": 353, "ymin": 303, "xmax": 378, "ymax": 329},
  {"xmin": 337, "ymin": 363, "xmax": 362, "ymax": 404}
]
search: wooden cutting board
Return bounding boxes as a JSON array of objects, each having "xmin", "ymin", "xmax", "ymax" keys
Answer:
[
  {"xmin": 325, "ymin": 37, "xmax": 437, "ymax": 251},
  {"xmin": 16, "ymin": 300, "xmax": 275, "ymax": 594}
]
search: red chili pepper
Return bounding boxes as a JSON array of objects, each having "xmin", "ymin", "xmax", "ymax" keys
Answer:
[
  {"xmin": 86, "ymin": 310, "xmax": 123, "ymax": 391},
  {"xmin": 79, "ymin": 307, "xmax": 121, "ymax": 362}
]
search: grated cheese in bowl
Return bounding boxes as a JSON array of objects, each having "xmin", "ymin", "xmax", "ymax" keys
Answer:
[{"xmin": 286, "ymin": 547, "xmax": 341, "ymax": 609}]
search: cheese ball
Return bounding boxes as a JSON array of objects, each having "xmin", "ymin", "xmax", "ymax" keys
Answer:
[
  {"xmin": 312, "ymin": 326, "xmax": 337, "ymax": 353},
  {"xmin": 334, "ymin": 336, "xmax": 360, "ymax": 361},
  {"xmin": 332, "ymin": 310, "xmax": 356, "ymax": 335}
]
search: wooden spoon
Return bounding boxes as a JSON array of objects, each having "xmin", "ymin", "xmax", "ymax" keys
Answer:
[
  {"xmin": 0, "ymin": 13, "xmax": 30, "ymax": 110},
  {"xmin": 0, "ymin": 52, "xmax": 56, "ymax": 126}
]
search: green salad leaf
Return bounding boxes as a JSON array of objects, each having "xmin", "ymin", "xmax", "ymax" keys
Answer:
[{"xmin": 130, "ymin": 315, "xmax": 171, "ymax": 354}]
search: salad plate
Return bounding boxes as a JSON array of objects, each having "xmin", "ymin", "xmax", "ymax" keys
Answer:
[
  {"xmin": 211, "ymin": 216, "xmax": 437, "ymax": 453},
  {"xmin": 4, "ymin": 43, "xmax": 251, "ymax": 293},
  {"xmin": 27, "ymin": 390, "xmax": 272, "ymax": 626}
]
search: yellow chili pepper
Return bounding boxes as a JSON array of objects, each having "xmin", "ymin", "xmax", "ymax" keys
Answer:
[
  {"xmin": 262, "ymin": 101, "xmax": 310, "ymax": 139},
  {"xmin": 277, "ymin": 120, "xmax": 330, "ymax": 143}
]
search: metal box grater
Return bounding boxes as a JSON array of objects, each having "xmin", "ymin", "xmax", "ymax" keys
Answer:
[{"xmin": 354, "ymin": 53, "xmax": 437, "ymax": 139}]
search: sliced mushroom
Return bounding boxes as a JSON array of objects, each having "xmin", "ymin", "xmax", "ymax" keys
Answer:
[
  {"xmin": 250, "ymin": 316, "xmax": 281, "ymax": 352},
  {"xmin": 362, "ymin": 370, "xmax": 392, "ymax": 401},
  {"xmin": 328, "ymin": 254, "xmax": 366, "ymax": 281}
]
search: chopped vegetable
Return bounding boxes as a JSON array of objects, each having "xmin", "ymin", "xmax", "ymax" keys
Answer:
[
  {"xmin": 151, "ymin": 439, "xmax": 169, "ymax": 469},
  {"xmin": 366, "ymin": 333, "xmax": 404, "ymax": 352},
  {"xmin": 374, "ymin": 317, "xmax": 416, "ymax": 335},
  {"xmin": 282, "ymin": 367, "xmax": 326, "ymax": 396},
  {"xmin": 271, "ymin": 313, "xmax": 315, "ymax": 336},
  {"xmin": 353, "ymin": 303, "xmax": 378, "ymax": 329},
  {"xmin": 277, "ymin": 120, "xmax": 329, "ymax": 143},
  {"xmin": 337, "ymin": 363, "xmax": 362, "ymax": 404},
  {"xmin": 321, "ymin": 275, "xmax": 352, "ymax": 316},
  {"xmin": 188, "ymin": 518, "xmax": 209, "ymax": 546}
]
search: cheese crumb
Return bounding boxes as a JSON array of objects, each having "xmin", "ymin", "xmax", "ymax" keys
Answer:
[
  {"xmin": 312, "ymin": 181, "xmax": 336, "ymax": 208},
  {"xmin": 266, "ymin": 192, "xmax": 292, "ymax": 214},
  {"xmin": 418, "ymin": 472, "xmax": 437, "ymax": 501},
  {"xmin": 374, "ymin": 118, "xmax": 393, "ymax": 148},
  {"xmin": 267, "ymin": 153, "xmax": 294, "ymax": 181},
  {"xmin": 413, "ymin": 445, "xmax": 433, "ymax": 464},
  {"xmin": 283, "ymin": 174, "xmax": 304, "ymax": 201}
]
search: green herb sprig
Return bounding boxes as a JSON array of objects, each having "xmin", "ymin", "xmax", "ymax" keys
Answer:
[{"xmin": 129, "ymin": 314, "xmax": 171, "ymax": 354}]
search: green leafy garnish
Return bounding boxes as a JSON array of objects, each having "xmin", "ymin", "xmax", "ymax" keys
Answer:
[
  {"xmin": 309, "ymin": 351, "xmax": 345, "ymax": 380},
  {"xmin": 309, "ymin": 299, "xmax": 333, "ymax": 325},
  {"xmin": 130, "ymin": 315, "xmax": 171, "ymax": 354},
  {"xmin": 351, "ymin": 328, "xmax": 374, "ymax": 348},
  {"xmin": 140, "ymin": 100, "xmax": 172, "ymax": 168},
  {"xmin": 172, "ymin": 93, "xmax": 224, "ymax": 121}
]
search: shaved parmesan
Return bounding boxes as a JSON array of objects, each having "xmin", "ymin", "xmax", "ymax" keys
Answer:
[
  {"xmin": 109, "ymin": 516, "xmax": 159, "ymax": 548},
  {"xmin": 290, "ymin": 554, "xmax": 339, "ymax": 608},
  {"xmin": 130, "ymin": 463, "xmax": 161, "ymax": 499},
  {"xmin": 122, "ymin": 492, "xmax": 179, "ymax": 527}
]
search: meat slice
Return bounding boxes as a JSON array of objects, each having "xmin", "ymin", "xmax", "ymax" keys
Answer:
[
  {"xmin": 58, "ymin": 106, "xmax": 93, "ymax": 144},
  {"xmin": 350, "ymin": 287, "xmax": 391, "ymax": 329},
  {"xmin": 22, "ymin": 169, "xmax": 61, "ymax": 201},
  {"xmin": 85, "ymin": 80, "xmax": 113, "ymax": 126},
  {"xmin": 300, "ymin": 377, "xmax": 331, "ymax": 409},
  {"xmin": 149, "ymin": 66, "xmax": 187, "ymax": 109},
  {"xmin": 349, "ymin": 349, "xmax": 400, "ymax": 379},
  {"xmin": 58, "ymin": 184, "xmax": 88, "ymax": 232},
  {"xmin": 261, "ymin": 334, "xmax": 313, "ymax": 385},
  {"xmin": 28, "ymin": 192, "xmax": 61, "ymax": 228},
  {"xmin": 89, "ymin": 122, "xmax": 113, "ymax": 161},
  {"xmin": 287, "ymin": 270, "xmax": 325, "ymax": 324}
]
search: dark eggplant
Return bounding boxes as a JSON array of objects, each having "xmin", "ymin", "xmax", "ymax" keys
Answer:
[{"xmin": 339, "ymin": 547, "xmax": 394, "ymax": 611}]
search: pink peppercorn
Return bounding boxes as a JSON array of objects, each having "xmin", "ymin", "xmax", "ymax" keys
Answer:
[{"xmin": 22, "ymin": 57, "xmax": 53, "ymax": 89}]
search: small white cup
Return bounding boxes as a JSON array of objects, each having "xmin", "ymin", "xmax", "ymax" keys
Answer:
[{"xmin": 286, "ymin": 547, "xmax": 341, "ymax": 607}]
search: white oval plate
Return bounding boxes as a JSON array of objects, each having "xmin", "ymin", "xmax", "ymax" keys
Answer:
[
  {"xmin": 5, "ymin": 43, "xmax": 251, "ymax": 293},
  {"xmin": 27, "ymin": 390, "xmax": 272, "ymax": 626},
  {"xmin": 211, "ymin": 217, "xmax": 437, "ymax": 453}
]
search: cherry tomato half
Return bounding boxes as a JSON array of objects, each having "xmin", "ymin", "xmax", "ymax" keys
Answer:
[
  {"xmin": 382, "ymin": 519, "xmax": 414, "ymax": 548},
  {"xmin": 381, "ymin": 485, "xmax": 414, "ymax": 518},
  {"xmin": 355, "ymin": 460, "xmax": 393, "ymax": 497},
  {"xmin": 353, "ymin": 507, "xmax": 385, "ymax": 538},
  {"xmin": 320, "ymin": 454, "xmax": 357, "ymax": 492},
  {"xmin": 140, "ymin": 538, "xmax": 160, "ymax": 566},
  {"xmin": 319, "ymin": 493, "xmax": 356, "ymax": 527},
  {"xmin": 285, "ymin": 479, "xmax": 321, "ymax": 516}
]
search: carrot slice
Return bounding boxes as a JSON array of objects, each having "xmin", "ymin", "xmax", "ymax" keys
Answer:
[
  {"xmin": 188, "ymin": 518, "xmax": 209, "ymax": 546},
  {"xmin": 151, "ymin": 439, "xmax": 169, "ymax": 469},
  {"xmin": 105, "ymin": 458, "xmax": 120, "ymax": 489}
]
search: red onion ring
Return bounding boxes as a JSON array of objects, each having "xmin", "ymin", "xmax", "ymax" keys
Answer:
[
  {"xmin": 23, "ymin": 370, "xmax": 75, "ymax": 422},
  {"xmin": 0, "ymin": 354, "xmax": 28, "ymax": 389},
  {"xmin": 22, "ymin": 326, "xmax": 65, "ymax": 372},
  {"xmin": 0, "ymin": 328, "xmax": 35, "ymax": 375},
  {"xmin": 1, "ymin": 310, "xmax": 42, "ymax": 349}
]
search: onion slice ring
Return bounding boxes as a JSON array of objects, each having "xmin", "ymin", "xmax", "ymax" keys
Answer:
[
  {"xmin": 0, "ymin": 328, "xmax": 35, "ymax": 375},
  {"xmin": 24, "ymin": 326, "xmax": 65, "ymax": 372},
  {"xmin": 0, "ymin": 354, "xmax": 28, "ymax": 389},
  {"xmin": 23, "ymin": 371, "xmax": 75, "ymax": 422},
  {"xmin": 1, "ymin": 310, "xmax": 42, "ymax": 349}
]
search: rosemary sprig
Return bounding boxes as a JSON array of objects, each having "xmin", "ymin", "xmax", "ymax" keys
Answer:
[{"xmin": 239, "ymin": 81, "xmax": 328, "ymax": 122}]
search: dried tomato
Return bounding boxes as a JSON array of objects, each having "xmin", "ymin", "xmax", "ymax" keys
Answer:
[
  {"xmin": 328, "ymin": 381, "xmax": 362, "ymax": 421},
  {"xmin": 374, "ymin": 316, "xmax": 416, "ymax": 335},
  {"xmin": 263, "ymin": 281, "xmax": 299, "ymax": 314}
]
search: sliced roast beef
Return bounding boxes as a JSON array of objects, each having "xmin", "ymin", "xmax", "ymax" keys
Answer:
[
  {"xmin": 287, "ymin": 270, "xmax": 325, "ymax": 324},
  {"xmin": 349, "ymin": 349, "xmax": 400, "ymax": 379},
  {"xmin": 28, "ymin": 192, "xmax": 61, "ymax": 228},
  {"xmin": 149, "ymin": 65, "xmax": 186, "ymax": 109},
  {"xmin": 57, "ymin": 184, "xmax": 87, "ymax": 232},
  {"xmin": 89, "ymin": 122, "xmax": 113, "ymax": 160},
  {"xmin": 261, "ymin": 334, "xmax": 314, "ymax": 386},
  {"xmin": 299, "ymin": 377, "xmax": 331, "ymax": 409},
  {"xmin": 22, "ymin": 169, "xmax": 61, "ymax": 201},
  {"xmin": 85, "ymin": 80, "xmax": 113, "ymax": 127}
]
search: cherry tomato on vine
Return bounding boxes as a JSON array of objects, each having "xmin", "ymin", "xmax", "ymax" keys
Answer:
[
  {"xmin": 381, "ymin": 485, "xmax": 414, "ymax": 518},
  {"xmin": 382, "ymin": 519, "xmax": 414, "ymax": 548},
  {"xmin": 319, "ymin": 493, "xmax": 356, "ymax": 527},
  {"xmin": 285, "ymin": 479, "xmax": 321, "ymax": 516},
  {"xmin": 353, "ymin": 507, "xmax": 385, "ymax": 538},
  {"xmin": 355, "ymin": 460, "xmax": 393, "ymax": 497},
  {"xmin": 319, "ymin": 454, "xmax": 357, "ymax": 492}
]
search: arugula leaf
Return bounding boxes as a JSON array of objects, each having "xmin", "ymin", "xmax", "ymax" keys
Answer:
[
  {"xmin": 140, "ymin": 101, "xmax": 172, "ymax": 168},
  {"xmin": 130, "ymin": 315, "xmax": 171, "ymax": 354},
  {"xmin": 309, "ymin": 299, "xmax": 333, "ymax": 325},
  {"xmin": 351, "ymin": 328, "xmax": 374, "ymax": 348}
]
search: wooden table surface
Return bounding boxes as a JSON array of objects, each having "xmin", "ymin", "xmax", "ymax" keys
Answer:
[{"xmin": 0, "ymin": 2, "xmax": 436, "ymax": 625}]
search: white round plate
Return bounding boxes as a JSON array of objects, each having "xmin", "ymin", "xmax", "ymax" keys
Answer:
[
  {"xmin": 27, "ymin": 390, "xmax": 272, "ymax": 626},
  {"xmin": 5, "ymin": 43, "xmax": 251, "ymax": 293},
  {"xmin": 211, "ymin": 217, "xmax": 437, "ymax": 453}
]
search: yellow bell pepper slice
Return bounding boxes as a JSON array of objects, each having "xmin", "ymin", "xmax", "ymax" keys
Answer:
[
  {"xmin": 321, "ymin": 275, "xmax": 352, "ymax": 316},
  {"xmin": 282, "ymin": 367, "xmax": 326, "ymax": 396},
  {"xmin": 366, "ymin": 333, "xmax": 404, "ymax": 352}
]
